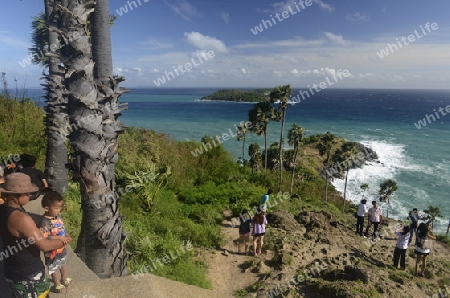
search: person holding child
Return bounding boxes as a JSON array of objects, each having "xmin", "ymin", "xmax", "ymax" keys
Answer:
[
  {"xmin": 252, "ymin": 208, "xmax": 268, "ymax": 257},
  {"xmin": 0, "ymin": 173, "xmax": 72, "ymax": 298},
  {"xmin": 40, "ymin": 191, "xmax": 73, "ymax": 293},
  {"xmin": 393, "ymin": 224, "xmax": 410, "ymax": 270},
  {"xmin": 238, "ymin": 209, "xmax": 252, "ymax": 254}
]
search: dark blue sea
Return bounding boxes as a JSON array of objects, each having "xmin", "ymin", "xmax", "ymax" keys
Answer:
[{"xmin": 27, "ymin": 87, "xmax": 450, "ymax": 233}]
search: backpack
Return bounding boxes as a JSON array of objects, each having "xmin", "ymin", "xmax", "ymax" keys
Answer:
[{"xmin": 416, "ymin": 222, "xmax": 429, "ymax": 248}]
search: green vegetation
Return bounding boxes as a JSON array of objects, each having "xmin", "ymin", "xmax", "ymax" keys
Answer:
[
  {"xmin": 201, "ymin": 88, "xmax": 270, "ymax": 102},
  {"xmin": 0, "ymin": 93, "xmax": 394, "ymax": 290},
  {"xmin": 0, "ymin": 95, "xmax": 46, "ymax": 167}
]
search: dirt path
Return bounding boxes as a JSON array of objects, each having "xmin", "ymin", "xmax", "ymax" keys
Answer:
[{"xmin": 205, "ymin": 211, "xmax": 261, "ymax": 297}]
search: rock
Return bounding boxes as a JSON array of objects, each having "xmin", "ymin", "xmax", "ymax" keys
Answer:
[{"xmin": 321, "ymin": 266, "xmax": 369, "ymax": 284}]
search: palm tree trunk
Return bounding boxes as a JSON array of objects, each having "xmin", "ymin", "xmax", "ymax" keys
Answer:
[
  {"xmin": 290, "ymin": 145, "xmax": 299, "ymax": 193},
  {"xmin": 242, "ymin": 135, "xmax": 245, "ymax": 166},
  {"xmin": 264, "ymin": 126, "xmax": 268, "ymax": 170},
  {"xmin": 343, "ymin": 167, "xmax": 348, "ymax": 212},
  {"xmin": 58, "ymin": 0, "xmax": 128, "ymax": 278},
  {"xmin": 387, "ymin": 197, "xmax": 389, "ymax": 219},
  {"xmin": 43, "ymin": 0, "xmax": 68, "ymax": 196},
  {"xmin": 279, "ymin": 109, "xmax": 286, "ymax": 192},
  {"xmin": 325, "ymin": 151, "xmax": 330, "ymax": 203}
]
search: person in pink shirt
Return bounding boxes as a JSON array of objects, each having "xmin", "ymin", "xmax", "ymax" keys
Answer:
[
  {"xmin": 252, "ymin": 208, "xmax": 267, "ymax": 256},
  {"xmin": 364, "ymin": 200, "xmax": 383, "ymax": 241}
]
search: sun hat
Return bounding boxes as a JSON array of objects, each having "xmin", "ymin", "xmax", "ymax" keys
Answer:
[{"xmin": 0, "ymin": 173, "xmax": 39, "ymax": 194}]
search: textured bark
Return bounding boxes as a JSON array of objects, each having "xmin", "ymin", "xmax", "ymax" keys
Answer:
[
  {"xmin": 57, "ymin": 0, "xmax": 129, "ymax": 278},
  {"xmin": 44, "ymin": 0, "xmax": 68, "ymax": 196}
]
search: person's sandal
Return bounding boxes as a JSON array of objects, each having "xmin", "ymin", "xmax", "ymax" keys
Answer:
[
  {"xmin": 53, "ymin": 284, "xmax": 66, "ymax": 293},
  {"xmin": 63, "ymin": 277, "xmax": 74, "ymax": 287}
]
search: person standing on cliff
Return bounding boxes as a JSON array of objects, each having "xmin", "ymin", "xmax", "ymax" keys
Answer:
[
  {"xmin": 408, "ymin": 208, "xmax": 425, "ymax": 245},
  {"xmin": 364, "ymin": 200, "xmax": 383, "ymax": 241},
  {"xmin": 355, "ymin": 199, "xmax": 368, "ymax": 236},
  {"xmin": 260, "ymin": 189, "xmax": 273, "ymax": 212},
  {"xmin": 393, "ymin": 224, "xmax": 410, "ymax": 270}
]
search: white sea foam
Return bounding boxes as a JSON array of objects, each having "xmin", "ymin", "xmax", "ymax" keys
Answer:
[{"xmin": 331, "ymin": 140, "xmax": 448, "ymax": 233}]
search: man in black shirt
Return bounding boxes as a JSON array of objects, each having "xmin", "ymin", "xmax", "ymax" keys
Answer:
[{"xmin": 17, "ymin": 154, "xmax": 48, "ymax": 199}]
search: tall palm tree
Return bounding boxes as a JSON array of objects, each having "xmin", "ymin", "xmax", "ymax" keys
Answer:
[
  {"xmin": 248, "ymin": 142, "xmax": 262, "ymax": 173},
  {"xmin": 30, "ymin": 5, "xmax": 68, "ymax": 196},
  {"xmin": 287, "ymin": 123, "xmax": 304, "ymax": 193},
  {"xmin": 379, "ymin": 179, "xmax": 398, "ymax": 219},
  {"xmin": 237, "ymin": 122, "xmax": 249, "ymax": 165},
  {"xmin": 318, "ymin": 132, "xmax": 336, "ymax": 203},
  {"xmin": 57, "ymin": 0, "xmax": 129, "ymax": 277},
  {"xmin": 249, "ymin": 101, "xmax": 274, "ymax": 170},
  {"xmin": 333, "ymin": 142, "xmax": 356, "ymax": 212},
  {"xmin": 270, "ymin": 85, "xmax": 292, "ymax": 192}
]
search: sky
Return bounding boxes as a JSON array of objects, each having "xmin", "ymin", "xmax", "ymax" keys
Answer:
[{"xmin": 1, "ymin": 0, "xmax": 450, "ymax": 89}]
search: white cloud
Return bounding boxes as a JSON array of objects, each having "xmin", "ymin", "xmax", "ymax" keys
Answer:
[
  {"xmin": 139, "ymin": 39, "xmax": 174, "ymax": 50},
  {"xmin": 241, "ymin": 68, "xmax": 247, "ymax": 74},
  {"xmin": 220, "ymin": 11, "xmax": 230, "ymax": 24},
  {"xmin": 163, "ymin": 0, "xmax": 201, "ymax": 21},
  {"xmin": 153, "ymin": 69, "xmax": 159, "ymax": 73},
  {"xmin": 323, "ymin": 32, "xmax": 348, "ymax": 45},
  {"xmin": 114, "ymin": 67, "xmax": 129, "ymax": 75},
  {"xmin": 260, "ymin": 0, "xmax": 333, "ymax": 14},
  {"xmin": 271, "ymin": 0, "xmax": 297, "ymax": 14},
  {"xmin": 133, "ymin": 67, "xmax": 142, "ymax": 72},
  {"xmin": 312, "ymin": 0, "xmax": 334, "ymax": 12},
  {"xmin": 346, "ymin": 12, "xmax": 370, "ymax": 23},
  {"xmin": 0, "ymin": 35, "xmax": 29, "ymax": 49},
  {"xmin": 235, "ymin": 38, "xmax": 324, "ymax": 49},
  {"xmin": 184, "ymin": 32, "xmax": 228, "ymax": 53}
]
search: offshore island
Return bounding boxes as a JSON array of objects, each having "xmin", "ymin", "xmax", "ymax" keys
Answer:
[{"xmin": 201, "ymin": 89, "xmax": 270, "ymax": 102}]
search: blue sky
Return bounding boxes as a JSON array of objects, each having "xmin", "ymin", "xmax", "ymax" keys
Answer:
[{"xmin": 1, "ymin": 0, "xmax": 450, "ymax": 89}]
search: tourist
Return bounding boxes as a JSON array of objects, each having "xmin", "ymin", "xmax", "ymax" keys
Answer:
[
  {"xmin": 252, "ymin": 208, "xmax": 268, "ymax": 256},
  {"xmin": 415, "ymin": 220, "xmax": 436, "ymax": 277},
  {"xmin": 0, "ymin": 173, "xmax": 72, "ymax": 297},
  {"xmin": 17, "ymin": 154, "xmax": 48, "ymax": 200},
  {"xmin": 355, "ymin": 199, "xmax": 368, "ymax": 236},
  {"xmin": 40, "ymin": 191, "xmax": 74, "ymax": 293},
  {"xmin": 260, "ymin": 189, "xmax": 273, "ymax": 212},
  {"xmin": 393, "ymin": 224, "xmax": 410, "ymax": 270},
  {"xmin": 408, "ymin": 208, "xmax": 425, "ymax": 245},
  {"xmin": 237, "ymin": 209, "xmax": 251, "ymax": 255},
  {"xmin": 364, "ymin": 200, "xmax": 383, "ymax": 241}
]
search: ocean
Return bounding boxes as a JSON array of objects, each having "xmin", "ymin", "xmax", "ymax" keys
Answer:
[{"xmin": 27, "ymin": 87, "xmax": 450, "ymax": 233}]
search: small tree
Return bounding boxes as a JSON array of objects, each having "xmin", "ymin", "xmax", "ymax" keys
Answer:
[
  {"xmin": 287, "ymin": 123, "xmax": 304, "ymax": 193},
  {"xmin": 379, "ymin": 179, "xmax": 398, "ymax": 218},
  {"xmin": 423, "ymin": 205, "xmax": 443, "ymax": 229},
  {"xmin": 360, "ymin": 183, "xmax": 369, "ymax": 200}
]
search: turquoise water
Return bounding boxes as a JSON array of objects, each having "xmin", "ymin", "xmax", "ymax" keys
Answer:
[{"xmin": 29, "ymin": 88, "xmax": 450, "ymax": 233}]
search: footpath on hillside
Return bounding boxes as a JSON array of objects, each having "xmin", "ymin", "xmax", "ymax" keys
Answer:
[{"xmin": 205, "ymin": 209, "xmax": 450, "ymax": 298}]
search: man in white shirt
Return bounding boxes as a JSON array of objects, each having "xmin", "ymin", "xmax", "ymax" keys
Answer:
[
  {"xmin": 355, "ymin": 199, "xmax": 367, "ymax": 236},
  {"xmin": 364, "ymin": 200, "xmax": 383, "ymax": 241}
]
